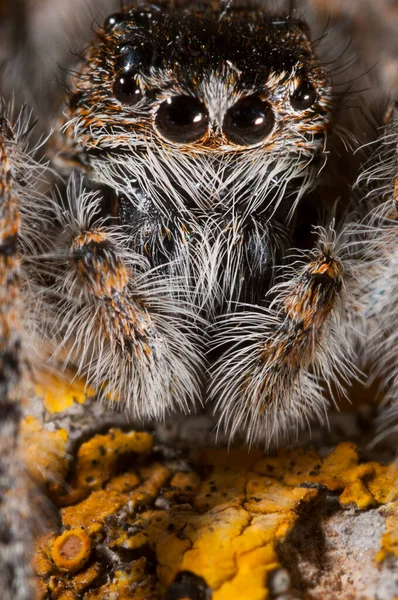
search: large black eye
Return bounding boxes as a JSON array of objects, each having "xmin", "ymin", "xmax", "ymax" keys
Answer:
[
  {"xmin": 113, "ymin": 73, "xmax": 142, "ymax": 105},
  {"xmin": 223, "ymin": 96, "xmax": 275, "ymax": 146},
  {"xmin": 290, "ymin": 81, "xmax": 316, "ymax": 111},
  {"xmin": 155, "ymin": 96, "xmax": 209, "ymax": 144}
]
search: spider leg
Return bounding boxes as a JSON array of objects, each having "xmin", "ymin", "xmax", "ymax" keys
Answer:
[
  {"xmin": 210, "ymin": 229, "xmax": 354, "ymax": 448},
  {"xmin": 357, "ymin": 102, "xmax": 398, "ymax": 438},
  {"xmin": 47, "ymin": 189, "xmax": 203, "ymax": 420},
  {"xmin": 0, "ymin": 116, "xmax": 34, "ymax": 599}
]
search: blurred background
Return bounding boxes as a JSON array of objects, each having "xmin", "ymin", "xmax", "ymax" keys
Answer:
[{"xmin": 0, "ymin": 0, "xmax": 397, "ymax": 126}]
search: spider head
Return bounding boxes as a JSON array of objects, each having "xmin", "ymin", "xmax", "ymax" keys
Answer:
[
  {"xmin": 58, "ymin": 1, "xmax": 333, "ymax": 253},
  {"xmin": 63, "ymin": 3, "xmax": 331, "ymax": 156},
  {"xmin": 56, "ymin": 2, "xmax": 335, "ymax": 306}
]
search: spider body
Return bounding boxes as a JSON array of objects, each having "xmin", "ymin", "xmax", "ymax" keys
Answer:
[
  {"xmin": 0, "ymin": 1, "xmax": 397, "ymax": 599},
  {"xmin": 50, "ymin": 2, "xmax": 339, "ymax": 436}
]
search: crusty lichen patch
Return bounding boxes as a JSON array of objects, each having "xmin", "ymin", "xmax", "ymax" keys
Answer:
[
  {"xmin": 35, "ymin": 370, "xmax": 95, "ymax": 414},
  {"xmin": 32, "ymin": 425, "xmax": 398, "ymax": 600},
  {"xmin": 59, "ymin": 428, "xmax": 154, "ymax": 505},
  {"xmin": 51, "ymin": 529, "xmax": 92, "ymax": 573}
]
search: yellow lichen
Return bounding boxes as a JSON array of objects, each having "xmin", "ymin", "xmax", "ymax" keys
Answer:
[
  {"xmin": 73, "ymin": 429, "xmax": 153, "ymax": 492},
  {"xmin": 33, "ymin": 437, "xmax": 398, "ymax": 600},
  {"xmin": 35, "ymin": 370, "xmax": 95, "ymax": 413},
  {"xmin": 61, "ymin": 489, "xmax": 129, "ymax": 538},
  {"xmin": 51, "ymin": 529, "xmax": 92, "ymax": 572},
  {"xmin": 377, "ymin": 504, "xmax": 398, "ymax": 562},
  {"xmin": 33, "ymin": 534, "xmax": 57, "ymax": 578},
  {"xmin": 84, "ymin": 558, "xmax": 158, "ymax": 600},
  {"xmin": 367, "ymin": 463, "xmax": 398, "ymax": 504},
  {"xmin": 252, "ymin": 442, "xmax": 391, "ymax": 510},
  {"xmin": 56, "ymin": 428, "xmax": 154, "ymax": 505}
]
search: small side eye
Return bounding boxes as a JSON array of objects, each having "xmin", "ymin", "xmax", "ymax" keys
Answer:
[
  {"xmin": 113, "ymin": 74, "xmax": 142, "ymax": 105},
  {"xmin": 223, "ymin": 96, "xmax": 275, "ymax": 146},
  {"xmin": 290, "ymin": 81, "xmax": 316, "ymax": 111},
  {"xmin": 155, "ymin": 96, "xmax": 209, "ymax": 144},
  {"xmin": 104, "ymin": 13, "xmax": 126, "ymax": 31}
]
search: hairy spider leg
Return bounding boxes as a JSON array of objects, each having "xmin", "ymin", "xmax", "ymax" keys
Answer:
[
  {"xmin": 361, "ymin": 104, "xmax": 398, "ymax": 438},
  {"xmin": 211, "ymin": 236, "xmax": 355, "ymax": 448},
  {"xmin": 55, "ymin": 220, "xmax": 203, "ymax": 419},
  {"xmin": 0, "ymin": 116, "xmax": 34, "ymax": 600}
]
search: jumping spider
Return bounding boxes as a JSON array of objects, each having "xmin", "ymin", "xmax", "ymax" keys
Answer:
[{"xmin": 0, "ymin": 0, "xmax": 397, "ymax": 598}]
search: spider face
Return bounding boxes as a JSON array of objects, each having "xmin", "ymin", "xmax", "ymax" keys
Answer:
[
  {"xmin": 59, "ymin": 4, "xmax": 332, "ymax": 307},
  {"xmin": 65, "ymin": 5, "xmax": 331, "ymax": 153}
]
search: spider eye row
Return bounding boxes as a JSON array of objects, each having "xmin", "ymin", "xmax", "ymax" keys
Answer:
[{"xmin": 112, "ymin": 73, "xmax": 317, "ymax": 146}]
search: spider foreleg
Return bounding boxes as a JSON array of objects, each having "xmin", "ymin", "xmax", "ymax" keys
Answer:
[
  {"xmin": 49, "ymin": 195, "xmax": 203, "ymax": 421},
  {"xmin": 357, "ymin": 102, "xmax": 398, "ymax": 439},
  {"xmin": 211, "ymin": 230, "xmax": 354, "ymax": 448},
  {"xmin": 70, "ymin": 229, "xmax": 151, "ymax": 352}
]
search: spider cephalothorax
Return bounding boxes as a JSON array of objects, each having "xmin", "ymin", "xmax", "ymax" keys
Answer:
[{"xmin": 58, "ymin": 3, "xmax": 332, "ymax": 310}]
